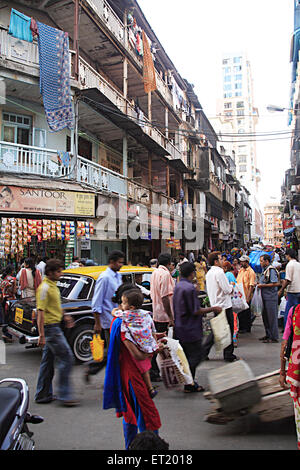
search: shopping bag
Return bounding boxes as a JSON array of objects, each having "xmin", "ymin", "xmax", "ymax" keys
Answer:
[
  {"xmin": 90, "ymin": 334, "xmax": 104, "ymax": 362},
  {"xmin": 251, "ymin": 287, "xmax": 263, "ymax": 317},
  {"xmin": 156, "ymin": 338, "xmax": 193, "ymax": 389},
  {"xmin": 231, "ymin": 283, "xmax": 249, "ymax": 313},
  {"xmin": 278, "ymin": 296, "xmax": 287, "ymax": 317},
  {"xmin": 210, "ymin": 310, "xmax": 231, "ymax": 354}
]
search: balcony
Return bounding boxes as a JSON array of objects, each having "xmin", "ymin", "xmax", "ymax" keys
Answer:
[
  {"xmin": 79, "ymin": 57, "xmax": 181, "ymax": 160},
  {"xmin": 0, "ymin": 141, "xmax": 127, "ymax": 196},
  {"xmin": 223, "ymin": 183, "xmax": 235, "ymax": 208},
  {"xmin": 85, "ymin": 0, "xmax": 175, "ymax": 112}
]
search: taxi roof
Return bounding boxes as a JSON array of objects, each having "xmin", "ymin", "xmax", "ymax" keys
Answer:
[{"xmin": 62, "ymin": 265, "xmax": 154, "ymax": 280}]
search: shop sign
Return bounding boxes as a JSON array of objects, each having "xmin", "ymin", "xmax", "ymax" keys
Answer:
[{"xmin": 0, "ymin": 186, "xmax": 95, "ymax": 217}]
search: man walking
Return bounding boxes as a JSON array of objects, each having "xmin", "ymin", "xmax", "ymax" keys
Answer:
[
  {"xmin": 236, "ymin": 255, "xmax": 256, "ymax": 333},
  {"xmin": 35, "ymin": 259, "xmax": 79, "ymax": 406},
  {"xmin": 173, "ymin": 262, "xmax": 221, "ymax": 392},
  {"xmin": 92, "ymin": 250, "xmax": 124, "ymax": 346},
  {"xmin": 279, "ymin": 248, "xmax": 300, "ymax": 326},
  {"xmin": 204, "ymin": 251, "xmax": 237, "ymax": 362},
  {"xmin": 150, "ymin": 252, "xmax": 175, "ymax": 380},
  {"xmin": 257, "ymin": 254, "xmax": 281, "ymax": 343}
]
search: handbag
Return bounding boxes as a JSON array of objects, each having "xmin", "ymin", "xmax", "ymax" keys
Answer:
[
  {"xmin": 210, "ymin": 309, "xmax": 231, "ymax": 354},
  {"xmin": 156, "ymin": 338, "xmax": 193, "ymax": 389},
  {"xmin": 231, "ymin": 283, "xmax": 249, "ymax": 313},
  {"xmin": 90, "ymin": 334, "xmax": 104, "ymax": 362}
]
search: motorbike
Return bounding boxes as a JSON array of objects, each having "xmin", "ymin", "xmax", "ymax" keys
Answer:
[{"xmin": 0, "ymin": 378, "xmax": 43, "ymax": 450}]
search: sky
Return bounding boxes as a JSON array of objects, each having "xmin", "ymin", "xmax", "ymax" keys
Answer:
[{"xmin": 137, "ymin": 0, "xmax": 294, "ymax": 211}]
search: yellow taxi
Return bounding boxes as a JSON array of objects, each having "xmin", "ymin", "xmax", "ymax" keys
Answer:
[{"xmin": 8, "ymin": 265, "xmax": 154, "ymax": 363}]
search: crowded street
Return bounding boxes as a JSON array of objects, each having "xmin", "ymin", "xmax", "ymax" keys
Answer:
[
  {"xmin": 1, "ymin": 314, "xmax": 296, "ymax": 450},
  {"xmin": 0, "ymin": 0, "xmax": 299, "ymax": 457}
]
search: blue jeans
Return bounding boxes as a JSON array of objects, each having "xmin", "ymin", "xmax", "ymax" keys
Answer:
[
  {"xmin": 35, "ymin": 324, "xmax": 74, "ymax": 402},
  {"xmin": 284, "ymin": 292, "xmax": 300, "ymax": 326}
]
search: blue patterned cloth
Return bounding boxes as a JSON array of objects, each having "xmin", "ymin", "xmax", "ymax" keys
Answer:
[
  {"xmin": 37, "ymin": 21, "xmax": 74, "ymax": 132},
  {"xmin": 9, "ymin": 9, "xmax": 32, "ymax": 43}
]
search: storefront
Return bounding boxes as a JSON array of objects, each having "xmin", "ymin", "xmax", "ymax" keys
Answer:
[{"xmin": 0, "ymin": 184, "xmax": 95, "ymax": 269}]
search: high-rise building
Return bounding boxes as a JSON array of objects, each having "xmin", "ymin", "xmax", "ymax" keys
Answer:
[
  {"xmin": 216, "ymin": 52, "xmax": 263, "ymax": 241},
  {"xmin": 264, "ymin": 202, "xmax": 284, "ymax": 247}
]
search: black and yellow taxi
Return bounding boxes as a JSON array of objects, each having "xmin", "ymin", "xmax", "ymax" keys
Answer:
[{"xmin": 7, "ymin": 265, "xmax": 153, "ymax": 363}]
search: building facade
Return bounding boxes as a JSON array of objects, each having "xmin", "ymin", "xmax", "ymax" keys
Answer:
[
  {"xmin": 264, "ymin": 202, "xmax": 283, "ymax": 247},
  {"xmin": 216, "ymin": 52, "xmax": 263, "ymax": 242},
  {"xmin": 0, "ymin": 0, "xmax": 235, "ymax": 267}
]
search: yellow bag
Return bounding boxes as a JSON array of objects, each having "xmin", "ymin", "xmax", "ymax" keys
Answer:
[{"xmin": 90, "ymin": 334, "xmax": 104, "ymax": 362}]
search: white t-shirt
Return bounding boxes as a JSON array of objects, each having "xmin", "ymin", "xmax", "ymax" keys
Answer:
[
  {"xmin": 285, "ymin": 259, "xmax": 300, "ymax": 293},
  {"xmin": 206, "ymin": 266, "xmax": 233, "ymax": 310}
]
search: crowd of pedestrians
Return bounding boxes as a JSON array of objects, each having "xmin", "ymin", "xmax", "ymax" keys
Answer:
[{"xmin": 2, "ymin": 245, "xmax": 300, "ymax": 450}]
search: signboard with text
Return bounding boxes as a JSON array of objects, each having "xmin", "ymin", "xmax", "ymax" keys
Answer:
[{"xmin": 0, "ymin": 186, "xmax": 95, "ymax": 217}]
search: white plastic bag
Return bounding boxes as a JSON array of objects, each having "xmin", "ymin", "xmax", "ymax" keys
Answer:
[
  {"xmin": 231, "ymin": 283, "xmax": 249, "ymax": 313},
  {"xmin": 156, "ymin": 338, "xmax": 193, "ymax": 388},
  {"xmin": 210, "ymin": 309, "xmax": 231, "ymax": 354},
  {"xmin": 278, "ymin": 297, "xmax": 287, "ymax": 316},
  {"xmin": 251, "ymin": 286, "xmax": 263, "ymax": 317}
]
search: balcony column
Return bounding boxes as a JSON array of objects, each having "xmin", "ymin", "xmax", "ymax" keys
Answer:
[
  {"xmin": 123, "ymin": 132, "xmax": 128, "ymax": 178},
  {"xmin": 165, "ymin": 107, "xmax": 169, "ymax": 139},
  {"xmin": 123, "ymin": 58, "xmax": 128, "ymax": 100},
  {"xmin": 148, "ymin": 92, "xmax": 152, "ymax": 125},
  {"xmin": 74, "ymin": 0, "xmax": 79, "ymax": 81}
]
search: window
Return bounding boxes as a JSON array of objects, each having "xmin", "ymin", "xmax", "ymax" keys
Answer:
[
  {"xmin": 235, "ymin": 92, "xmax": 242, "ymax": 97},
  {"xmin": 237, "ymin": 109, "xmax": 244, "ymax": 116},
  {"xmin": 238, "ymin": 145, "xmax": 247, "ymax": 153},
  {"xmin": 223, "ymin": 67, "xmax": 231, "ymax": 74},
  {"xmin": 224, "ymin": 75, "xmax": 232, "ymax": 82},
  {"xmin": 224, "ymin": 93, "xmax": 232, "ymax": 98},
  {"xmin": 239, "ymin": 165, "xmax": 247, "ymax": 172},
  {"xmin": 235, "ymin": 83, "xmax": 242, "ymax": 90},
  {"xmin": 224, "ymin": 84, "xmax": 232, "ymax": 91},
  {"xmin": 237, "ymin": 119, "xmax": 244, "ymax": 126},
  {"xmin": 236, "ymin": 101, "xmax": 244, "ymax": 108},
  {"xmin": 239, "ymin": 155, "xmax": 247, "ymax": 163},
  {"xmin": 234, "ymin": 65, "xmax": 242, "ymax": 72},
  {"xmin": 235, "ymin": 74, "xmax": 242, "ymax": 81},
  {"xmin": 223, "ymin": 59, "xmax": 230, "ymax": 65},
  {"xmin": 234, "ymin": 57, "xmax": 242, "ymax": 64},
  {"xmin": 224, "ymin": 102, "xmax": 232, "ymax": 109},
  {"xmin": 238, "ymin": 129, "xmax": 245, "ymax": 134}
]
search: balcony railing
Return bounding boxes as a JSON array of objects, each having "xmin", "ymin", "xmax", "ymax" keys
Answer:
[
  {"xmin": 0, "ymin": 141, "xmax": 127, "ymax": 195},
  {"xmin": 85, "ymin": 0, "xmax": 175, "ymax": 112}
]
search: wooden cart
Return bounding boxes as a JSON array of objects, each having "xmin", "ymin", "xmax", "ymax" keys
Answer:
[{"xmin": 204, "ymin": 370, "xmax": 293, "ymax": 425}]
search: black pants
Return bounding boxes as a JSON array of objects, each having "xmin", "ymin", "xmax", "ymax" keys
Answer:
[
  {"xmin": 202, "ymin": 307, "xmax": 235, "ymax": 361},
  {"xmin": 150, "ymin": 321, "xmax": 169, "ymax": 378},
  {"xmin": 180, "ymin": 339, "xmax": 203, "ymax": 380},
  {"xmin": 238, "ymin": 307, "xmax": 252, "ymax": 332}
]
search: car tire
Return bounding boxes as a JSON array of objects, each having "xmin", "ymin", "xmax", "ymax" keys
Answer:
[{"xmin": 69, "ymin": 323, "xmax": 94, "ymax": 363}]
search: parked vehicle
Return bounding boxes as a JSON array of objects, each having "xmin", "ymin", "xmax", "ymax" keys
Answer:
[
  {"xmin": 0, "ymin": 378, "xmax": 43, "ymax": 450},
  {"xmin": 7, "ymin": 266, "xmax": 153, "ymax": 363}
]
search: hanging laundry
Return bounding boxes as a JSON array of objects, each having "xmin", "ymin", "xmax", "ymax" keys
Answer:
[
  {"xmin": 142, "ymin": 30, "xmax": 156, "ymax": 94},
  {"xmin": 9, "ymin": 8, "xmax": 32, "ymax": 43},
  {"xmin": 30, "ymin": 18, "xmax": 39, "ymax": 38},
  {"xmin": 57, "ymin": 151, "xmax": 71, "ymax": 167},
  {"xmin": 37, "ymin": 21, "xmax": 74, "ymax": 132}
]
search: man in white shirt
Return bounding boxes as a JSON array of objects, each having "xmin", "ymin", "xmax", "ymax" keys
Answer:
[
  {"xmin": 203, "ymin": 251, "xmax": 237, "ymax": 362},
  {"xmin": 279, "ymin": 248, "xmax": 300, "ymax": 326}
]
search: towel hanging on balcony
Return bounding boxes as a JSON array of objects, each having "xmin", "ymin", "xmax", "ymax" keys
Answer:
[
  {"xmin": 142, "ymin": 31, "xmax": 156, "ymax": 94},
  {"xmin": 9, "ymin": 8, "xmax": 33, "ymax": 42},
  {"xmin": 37, "ymin": 21, "xmax": 74, "ymax": 132}
]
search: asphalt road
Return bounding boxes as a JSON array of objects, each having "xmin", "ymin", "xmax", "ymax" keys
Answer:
[{"xmin": 0, "ymin": 316, "xmax": 297, "ymax": 451}]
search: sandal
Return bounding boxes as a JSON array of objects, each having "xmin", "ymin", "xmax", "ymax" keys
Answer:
[{"xmin": 184, "ymin": 382, "xmax": 204, "ymax": 393}]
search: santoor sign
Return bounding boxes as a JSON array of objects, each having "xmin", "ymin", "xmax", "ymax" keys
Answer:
[{"xmin": 0, "ymin": 186, "xmax": 95, "ymax": 217}]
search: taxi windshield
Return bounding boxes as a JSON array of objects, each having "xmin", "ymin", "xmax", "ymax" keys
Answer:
[{"xmin": 57, "ymin": 275, "xmax": 93, "ymax": 300}]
